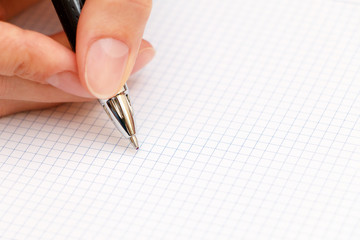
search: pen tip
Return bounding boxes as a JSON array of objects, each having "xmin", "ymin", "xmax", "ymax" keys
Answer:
[{"xmin": 130, "ymin": 135, "xmax": 139, "ymax": 150}]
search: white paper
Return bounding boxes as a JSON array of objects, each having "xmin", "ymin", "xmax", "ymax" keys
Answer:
[{"xmin": 1, "ymin": 0, "xmax": 359, "ymax": 239}]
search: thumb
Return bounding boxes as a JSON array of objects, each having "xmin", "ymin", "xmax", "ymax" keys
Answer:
[{"xmin": 77, "ymin": 0, "xmax": 152, "ymax": 99}]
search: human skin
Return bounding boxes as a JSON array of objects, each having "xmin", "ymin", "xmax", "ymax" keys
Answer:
[{"xmin": 0, "ymin": 0, "xmax": 155, "ymax": 116}]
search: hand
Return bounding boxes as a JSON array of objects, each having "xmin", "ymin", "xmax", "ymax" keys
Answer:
[{"xmin": 0, "ymin": 0, "xmax": 154, "ymax": 117}]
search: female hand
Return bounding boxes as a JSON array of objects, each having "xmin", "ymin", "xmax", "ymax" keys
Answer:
[{"xmin": 0, "ymin": 0, "xmax": 154, "ymax": 117}]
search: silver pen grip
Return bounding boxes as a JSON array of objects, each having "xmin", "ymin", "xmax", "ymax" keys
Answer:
[{"xmin": 99, "ymin": 84, "xmax": 138, "ymax": 148}]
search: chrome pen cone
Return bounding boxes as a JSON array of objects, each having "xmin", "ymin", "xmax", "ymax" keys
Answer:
[{"xmin": 130, "ymin": 135, "xmax": 139, "ymax": 150}]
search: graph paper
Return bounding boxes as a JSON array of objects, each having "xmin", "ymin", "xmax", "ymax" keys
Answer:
[{"xmin": 0, "ymin": 0, "xmax": 359, "ymax": 239}]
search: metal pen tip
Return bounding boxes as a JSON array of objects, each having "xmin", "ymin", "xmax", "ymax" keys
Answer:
[{"xmin": 130, "ymin": 135, "xmax": 139, "ymax": 150}]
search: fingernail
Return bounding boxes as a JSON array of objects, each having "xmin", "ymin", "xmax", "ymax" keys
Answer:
[
  {"xmin": 47, "ymin": 72, "xmax": 93, "ymax": 98},
  {"xmin": 132, "ymin": 47, "xmax": 156, "ymax": 74},
  {"xmin": 85, "ymin": 38, "xmax": 129, "ymax": 98}
]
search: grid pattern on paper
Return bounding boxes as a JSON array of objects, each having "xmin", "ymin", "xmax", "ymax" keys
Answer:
[{"xmin": 0, "ymin": 0, "xmax": 360, "ymax": 239}]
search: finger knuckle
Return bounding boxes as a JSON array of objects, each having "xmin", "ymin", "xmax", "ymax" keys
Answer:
[
  {"xmin": 0, "ymin": 23, "xmax": 45, "ymax": 82},
  {"xmin": 13, "ymin": 32, "xmax": 33, "ymax": 77},
  {"xmin": 13, "ymin": 56, "xmax": 29, "ymax": 77},
  {"xmin": 2, "ymin": 27, "xmax": 34, "ymax": 79},
  {"xmin": 12, "ymin": 30, "xmax": 45, "ymax": 82}
]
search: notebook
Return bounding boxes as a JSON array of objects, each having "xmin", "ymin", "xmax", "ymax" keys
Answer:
[{"xmin": 1, "ymin": 0, "xmax": 359, "ymax": 239}]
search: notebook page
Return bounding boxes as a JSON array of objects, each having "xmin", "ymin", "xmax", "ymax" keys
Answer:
[{"xmin": 1, "ymin": 0, "xmax": 359, "ymax": 239}]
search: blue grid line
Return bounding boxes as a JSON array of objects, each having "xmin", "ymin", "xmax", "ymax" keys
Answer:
[
  {"xmin": 201, "ymin": 1, "xmax": 316, "ymax": 238},
  {"xmin": 9, "ymin": 103, "xmax": 84, "ymax": 236},
  {"xmin": 1, "ymin": 124, "xmax": 59, "ymax": 235},
  {"xmin": 277, "ymin": 10, "xmax": 357, "ymax": 239},
  {"xmin": 8, "ymin": 104, "xmax": 80, "ymax": 238},
  {"xmin": 184, "ymin": 1, "xmax": 300, "ymax": 238},
  {"xmin": 265, "ymin": 5, "xmax": 354, "ymax": 238},
  {"xmin": 0, "ymin": 108, "xmax": 62, "ymax": 221},
  {"xmin": 236, "ymin": 2, "xmax": 338, "ymax": 238},
  {"xmin": 34, "ymin": 104, "xmax": 109, "ymax": 239},
  {"xmin": 304, "ymin": 34, "xmax": 360, "ymax": 238}
]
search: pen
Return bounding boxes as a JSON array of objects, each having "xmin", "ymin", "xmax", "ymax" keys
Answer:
[{"xmin": 51, "ymin": 0, "xmax": 139, "ymax": 149}]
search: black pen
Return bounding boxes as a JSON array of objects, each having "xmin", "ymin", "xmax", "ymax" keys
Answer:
[{"xmin": 51, "ymin": 0, "xmax": 139, "ymax": 149}]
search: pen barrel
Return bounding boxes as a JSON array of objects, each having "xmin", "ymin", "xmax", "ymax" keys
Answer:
[
  {"xmin": 51, "ymin": 0, "xmax": 86, "ymax": 51},
  {"xmin": 98, "ymin": 85, "xmax": 136, "ymax": 139},
  {"xmin": 51, "ymin": 0, "xmax": 138, "ymax": 147}
]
